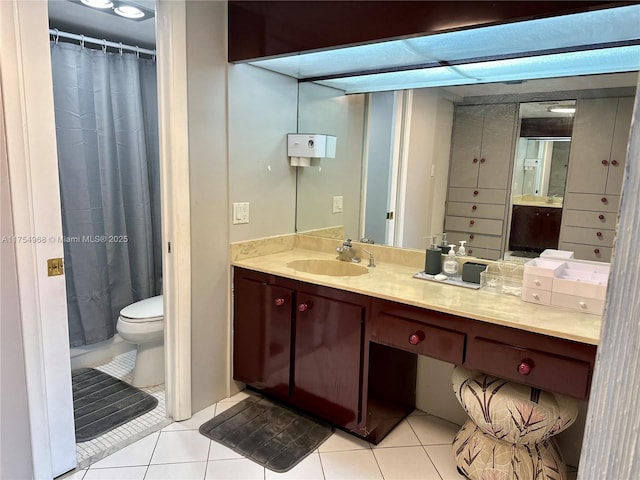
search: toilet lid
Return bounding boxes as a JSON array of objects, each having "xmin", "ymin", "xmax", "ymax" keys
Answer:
[{"xmin": 119, "ymin": 295, "xmax": 163, "ymax": 322}]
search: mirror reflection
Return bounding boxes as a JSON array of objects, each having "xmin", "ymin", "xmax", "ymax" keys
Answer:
[{"xmin": 296, "ymin": 73, "xmax": 638, "ymax": 263}]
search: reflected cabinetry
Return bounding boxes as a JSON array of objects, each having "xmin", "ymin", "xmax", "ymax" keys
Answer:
[
  {"xmin": 560, "ymin": 97, "xmax": 633, "ymax": 262},
  {"xmin": 445, "ymin": 103, "xmax": 517, "ymax": 260}
]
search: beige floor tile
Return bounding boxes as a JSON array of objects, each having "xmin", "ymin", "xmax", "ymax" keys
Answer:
[
  {"xmin": 424, "ymin": 444, "xmax": 461, "ymax": 480},
  {"xmin": 407, "ymin": 415, "xmax": 459, "ymax": 446},
  {"xmin": 373, "ymin": 446, "xmax": 441, "ymax": 480},
  {"xmin": 205, "ymin": 458, "xmax": 265, "ymax": 480},
  {"xmin": 90, "ymin": 433, "xmax": 159, "ymax": 468},
  {"xmin": 150, "ymin": 430, "xmax": 211, "ymax": 464},
  {"xmin": 320, "ymin": 449, "xmax": 383, "ymax": 480},
  {"xmin": 82, "ymin": 466, "xmax": 147, "ymax": 480},
  {"xmin": 265, "ymin": 451, "xmax": 324, "ymax": 480},
  {"xmin": 145, "ymin": 461, "xmax": 207, "ymax": 480},
  {"xmin": 162, "ymin": 404, "xmax": 217, "ymax": 431},
  {"xmin": 372, "ymin": 420, "xmax": 421, "ymax": 449},
  {"xmin": 318, "ymin": 429, "xmax": 371, "ymax": 452}
]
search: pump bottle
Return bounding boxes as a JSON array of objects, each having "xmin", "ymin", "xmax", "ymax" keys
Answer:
[{"xmin": 443, "ymin": 245, "xmax": 459, "ymax": 277}]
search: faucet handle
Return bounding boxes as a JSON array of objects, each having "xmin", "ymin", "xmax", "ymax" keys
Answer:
[
  {"xmin": 361, "ymin": 248, "xmax": 375, "ymax": 268},
  {"xmin": 343, "ymin": 238, "xmax": 353, "ymax": 247}
]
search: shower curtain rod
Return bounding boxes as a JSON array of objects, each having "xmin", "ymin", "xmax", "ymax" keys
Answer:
[{"xmin": 49, "ymin": 28, "xmax": 156, "ymax": 57}]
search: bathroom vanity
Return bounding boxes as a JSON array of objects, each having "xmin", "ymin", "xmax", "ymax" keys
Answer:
[{"xmin": 231, "ymin": 238, "xmax": 599, "ymax": 443}]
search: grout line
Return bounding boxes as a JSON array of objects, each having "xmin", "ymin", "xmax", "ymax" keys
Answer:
[
  {"xmin": 316, "ymin": 451, "xmax": 326, "ymax": 480},
  {"xmin": 422, "ymin": 445, "xmax": 445, "ymax": 480}
]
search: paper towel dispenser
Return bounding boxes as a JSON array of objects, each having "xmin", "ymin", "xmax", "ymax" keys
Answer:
[{"xmin": 287, "ymin": 134, "xmax": 336, "ymax": 166}]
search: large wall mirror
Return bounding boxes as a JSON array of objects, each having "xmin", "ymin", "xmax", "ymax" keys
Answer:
[{"xmin": 296, "ymin": 72, "xmax": 638, "ymax": 261}]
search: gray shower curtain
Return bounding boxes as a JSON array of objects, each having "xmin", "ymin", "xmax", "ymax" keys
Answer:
[{"xmin": 50, "ymin": 41, "xmax": 162, "ymax": 347}]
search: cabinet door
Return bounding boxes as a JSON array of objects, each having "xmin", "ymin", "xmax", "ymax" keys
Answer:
[
  {"xmin": 233, "ymin": 276, "xmax": 293, "ymax": 399},
  {"xmin": 477, "ymin": 103, "xmax": 517, "ymax": 189},
  {"xmin": 566, "ymin": 98, "xmax": 618, "ymax": 194},
  {"xmin": 292, "ymin": 291, "xmax": 364, "ymax": 429},
  {"xmin": 605, "ymin": 97, "xmax": 634, "ymax": 195},
  {"xmin": 449, "ymin": 105, "xmax": 483, "ymax": 188}
]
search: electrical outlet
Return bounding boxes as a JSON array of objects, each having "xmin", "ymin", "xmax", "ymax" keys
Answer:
[
  {"xmin": 233, "ymin": 202, "xmax": 250, "ymax": 224},
  {"xmin": 332, "ymin": 195, "xmax": 343, "ymax": 214}
]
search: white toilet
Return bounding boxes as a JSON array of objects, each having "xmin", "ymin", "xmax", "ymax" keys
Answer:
[{"xmin": 116, "ymin": 295, "xmax": 164, "ymax": 387}]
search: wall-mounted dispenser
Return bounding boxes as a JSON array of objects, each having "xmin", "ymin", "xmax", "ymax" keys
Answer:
[{"xmin": 287, "ymin": 134, "xmax": 337, "ymax": 167}]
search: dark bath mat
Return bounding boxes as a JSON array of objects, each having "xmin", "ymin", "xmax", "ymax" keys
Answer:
[
  {"xmin": 72, "ymin": 368, "xmax": 158, "ymax": 442},
  {"xmin": 199, "ymin": 396, "xmax": 334, "ymax": 472}
]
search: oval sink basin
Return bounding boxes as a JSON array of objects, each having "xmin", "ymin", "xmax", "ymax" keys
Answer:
[{"xmin": 287, "ymin": 259, "xmax": 369, "ymax": 277}]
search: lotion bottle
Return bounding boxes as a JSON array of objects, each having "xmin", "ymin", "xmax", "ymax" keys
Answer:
[{"xmin": 443, "ymin": 245, "xmax": 459, "ymax": 277}]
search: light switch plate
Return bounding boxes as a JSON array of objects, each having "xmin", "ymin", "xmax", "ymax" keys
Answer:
[
  {"xmin": 233, "ymin": 202, "xmax": 250, "ymax": 224},
  {"xmin": 332, "ymin": 195, "xmax": 343, "ymax": 214}
]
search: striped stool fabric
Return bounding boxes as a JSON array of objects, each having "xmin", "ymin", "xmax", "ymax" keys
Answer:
[{"xmin": 451, "ymin": 366, "xmax": 579, "ymax": 480}]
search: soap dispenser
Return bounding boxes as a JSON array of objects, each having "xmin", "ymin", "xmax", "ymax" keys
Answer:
[
  {"xmin": 457, "ymin": 240, "xmax": 467, "ymax": 257},
  {"xmin": 443, "ymin": 245, "xmax": 459, "ymax": 277},
  {"xmin": 424, "ymin": 236, "xmax": 442, "ymax": 275},
  {"xmin": 438, "ymin": 233, "xmax": 449, "ymax": 255}
]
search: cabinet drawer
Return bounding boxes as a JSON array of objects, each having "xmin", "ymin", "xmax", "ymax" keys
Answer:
[
  {"xmin": 445, "ymin": 216, "xmax": 503, "ymax": 236},
  {"xmin": 521, "ymin": 287, "xmax": 552, "ymax": 305},
  {"xmin": 561, "ymin": 226, "xmax": 615, "ymax": 246},
  {"xmin": 446, "ymin": 202, "xmax": 506, "ymax": 220},
  {"xmin": 564, "ymin": 193, "xmax": 620, "ymax": 212},
  {"xmin": 446, "ymin": 231, "xmax": 502, "ymax": 250},
  {"xmin": 551, "ymin": 292, "xmax": 605, "ymax": 316},
  {"xmin": 523, "ymin": 274, "xmax": 553, "ymax": 291},
  {"xmin": 467, "ymin": 337, "xmax": 591, "ymax": 398},
  {"xmin": 372, "ymin": 313, "xmax": 465, "ymax": 364},
  {"xmin": 466, "ymin": 247, "xmax": 502, "ymax": 260},
  {"xmin": 558, "ymin": 242, "xmax": 612, "ymax": 262},
  {"xmin": 562, "ymin": 209, "xmax": 617, "ymax": 230},
  {"xmin": 448, "ymin": 187, "xmax": 507, "ymax": 205}
]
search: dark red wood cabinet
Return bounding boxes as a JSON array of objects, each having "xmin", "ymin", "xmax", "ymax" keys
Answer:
[
  {"xmin": 509, "ymin": 205, "xmax": 562, "ymax": 252},
  {"xmin": 233, "ymin": 267, "xmax": 597, "ymax": 443}
]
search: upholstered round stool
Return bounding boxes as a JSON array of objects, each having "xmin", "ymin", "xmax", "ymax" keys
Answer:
[{"xmin": 451, "ymin": 366, "xmax": 579, "ymax": 480}]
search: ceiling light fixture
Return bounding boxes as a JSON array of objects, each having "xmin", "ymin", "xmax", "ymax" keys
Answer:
[
  {"xmin": 80, "ymin": 0, "xmax": 114, "ymax": 9},
  {"xmin": 548, "ymin": 106, "xmax": 576, "ymax": 114},
  {"xmin": 114, "ymin": 4, "xmax": 145, "ymax": 19}
]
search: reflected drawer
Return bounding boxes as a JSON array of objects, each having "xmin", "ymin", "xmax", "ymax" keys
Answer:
[
  {"xmin": 561, "ymin": 226, "xmax": 615, "ymax": 246},
  {"xmin": 445, "ymin": 216, "xmax": 503, "ymax": 236},
  {"xmin": 448, "ymin": 187, "xmax": 507, "ymax": 205},
  {"xmin": 551, "ymin": 291, "xmax": 605, "ymax": 316},
  {"xmin": 467, "ymin": 337, "xmax": 592, "ymax": 398},
  {"xmin": 371, "ymin": 313, "xmax": 465, "ymax": 364},
  {"xmin": 465, "ymin": 246, "xmax": 502, "ymax": 260},
  {"xmin": 564, "ymin": 193, "xmax": 620, "ymax": 212},
  {"xmin": 446, "ymin": 231, "xmax": 503, "ymax": 250},
  {"xmin": 558, "ymin": 242, "xmax": 612, "ymax": 262},
  {"xmin": 562, "ymin": 209, "xmax": 617, "ymax": 230},
  {"xmin": 446, "ymin": 202, "xmax": 506, "ymax": 220}
]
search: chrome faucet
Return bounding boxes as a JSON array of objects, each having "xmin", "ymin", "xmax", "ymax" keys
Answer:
[{"xmin": 336, "ymin": 239, "xmax": 361, "ymax": 263}]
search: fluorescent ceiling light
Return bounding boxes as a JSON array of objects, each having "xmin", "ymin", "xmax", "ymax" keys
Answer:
[
  {"xmin": 80, "ymin": 0, "xmax": 113, "ymax": 8},
  {"xmin": 548, "ymin": 107, "xmax": 576, "ymax": 114},
  {"xmin": 114, "ymin": 5, "xmax": 145, "ymax": 19},
  {"xmin": 247, "ymin": 5, "xmax": 640, "ymax": 93}
]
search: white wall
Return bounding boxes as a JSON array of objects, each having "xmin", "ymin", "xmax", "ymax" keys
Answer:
[
  {"xmin": 228, "ymin": 64, "xmax": 298, "ymax": 242},
  {"xmin": 184, "ymin": 0, "xmax": 231, "ymax": 413},
  {"xmin": 400, "ymin": 89, "xmax": 453, "ymax": 250},
  {"xmin": 0, "ymin": 81, "xmax": 34, "ymax": 480},
  {"xmin": 296, "ymin": 83, "xmax": 365, "ymax": 240}
]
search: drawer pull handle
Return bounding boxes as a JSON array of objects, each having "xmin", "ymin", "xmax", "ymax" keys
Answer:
[
  {"xmin": 408, "ymin": 331, "xmax": 425, "ymax": 345},
  {"xmin": 518, "ymin": 359, "xmax": 534, "ymax": 375},
  {"xmin": 599, "ymin": 214, "xmax": 605, "ymax": 220},
  {"xmin": 596, "ymin": 231, "xmax": 603, "ymax": 238},
  {"xmin": 534, "ymin": 280, "xmax": 541, "ymax": 286},
  {"xmin": 611, "ymin": 160, "xmax": 619, "ymax": 166},
  {"xmin": 601, "ymin": 197, "xmax": 608, "ymax": 204},
  {"xmin": 594, "ymin": 248, "xmax": 601, "ymax": 255},
  {"xmin": 472, "ymin": 205, "xmax": 477, "ymax": 211},
  {"xmin": 532, "ymin": 293, "xmax": 540, "ymax": 300},
  {"xmin": 297, "ymin": 302, "xmax": 312, "ymax": 312},
  {"xmin": 468, "ymin": 249, "xmax": 473, "ymax": 254},
  {"xmin": 579, "ymin": 301, "xmax": 587, "ymax": 309},
  {"xmin": 473, "ymin": 190, "xmax": 479, "ymax": 196},
  {"xmin": 602, "ymin": 159, "xmax": 609, "ymax": 166},
  {"xmin": 274, "ymin": 297, "xmax": 288, "ymax": 306},
  {"xmin": 472, "ymin": 158, "xmax": 478, "ymax": 164},
  {"xmin": 469, "ymin": 220, "xmax": 475, "ymax": 225},
  {"xmin": 480, "ymin": 158, "xmax": 486, "ymax": 164},
  {"xmin": 469, "ymin": 234, "xmax": 475, "ymax": 240}
]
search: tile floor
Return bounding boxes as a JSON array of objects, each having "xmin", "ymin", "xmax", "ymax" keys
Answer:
[
  {"xmin": 64, "ymin": 389, "xmax": 580, "ymax": 480},
  {"xmin": 75, "ymin": 351, "xmax": 171, "ymax": 469}
]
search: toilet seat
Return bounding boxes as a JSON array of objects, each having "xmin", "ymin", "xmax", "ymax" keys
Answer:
[{"xmin": 119, "ymin": 295, "xmax": 163, "ymax": 323}]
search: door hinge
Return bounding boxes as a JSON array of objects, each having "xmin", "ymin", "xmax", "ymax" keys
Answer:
[
  {"xmin": 168, "ymin": 241, "xmax": 171, "ymax": 253},
  {"xmin": 386, "ymin": 211, "xmax": 394, "ymax": 220},
  {"xmin": 47, "ymin": 258, "xmax": 64, "ymax": 276}
]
